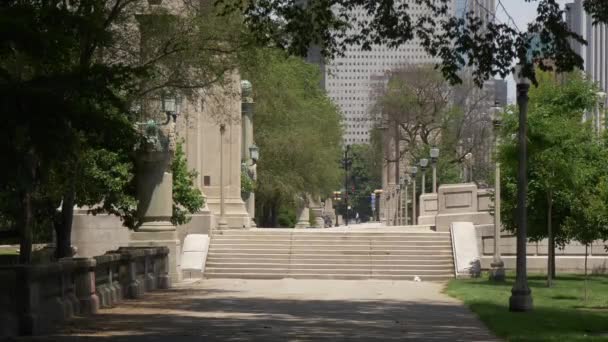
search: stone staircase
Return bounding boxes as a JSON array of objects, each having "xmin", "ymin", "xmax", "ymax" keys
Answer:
[{"xmin": 204, "ymin": 229, "xmax": 455, "ymax": 281}]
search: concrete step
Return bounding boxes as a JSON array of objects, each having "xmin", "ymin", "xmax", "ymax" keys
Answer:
[
  {"xmin": 213, "ymin": 239, "xmax": 450, "ymax": 246},
  {"xmin": 206, "ymin": 266, "xmax": 452, "ymax": 273},
  {"xmin": 207, "ymin": 262, "xmax": 453, "ymax": 272},
  {"xmin": 204, "ymin": 272, "xmax": 454, "ymax": 281},
  {"xmin": 209, "ymin": 248, "xmax": 454, "ymax": 255},
  {"xmin": 207, "ymin": 257, "xmax": 453, "ymax": 264}
]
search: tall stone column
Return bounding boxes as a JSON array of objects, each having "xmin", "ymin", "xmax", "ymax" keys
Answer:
[
  {"xmin": 241, "ymin": 80, "xmax": 257, "ymax": 227},
  {"xmin": 130, "ymin": 120, "xmax": 181, "ymax": 284}
]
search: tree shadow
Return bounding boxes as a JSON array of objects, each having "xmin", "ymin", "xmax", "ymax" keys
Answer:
[{"xmin": 19, "ymin": 287, "xmax": 499, "ymax": 341}]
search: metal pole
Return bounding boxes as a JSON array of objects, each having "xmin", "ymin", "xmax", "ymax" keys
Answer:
[
  {"xmin": 344, "ymin": 145, "xmax": 350, "ymax": 226},
  {"xmin": 509, "ymin": 82, "xmax": 533, "ymax": 311},
  {"xmin": 490, "ymin": 121, "xmax": 505, "ymax": 281},
  {"xmin": 432, "ymin": 163, "xmax": 437, "ymax": 193},
  {"xmin": 404, "ymin": 182, "xmax": 409, "ymax": 225},
  {"xmin": 421, "ymin": 171, "xmax": 426, "ymax": 194},
  {"xmin": 218, "ymin": 124, "xmax": 228, "ymax": 229},
  {"xmin": 412, "ymin": 178, "xmax": 417, "ymax": 226}
]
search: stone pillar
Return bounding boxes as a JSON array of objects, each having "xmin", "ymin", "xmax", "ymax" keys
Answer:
[
  {"xmin": 241, "ymin": 80, "xmax": 257, "ymax": 227},
  {"xmin": 130, "ymin": 121, "xmax": 181, "ymax": 283},
  {"xmin": 73, "ymin": 258, "xmax": 99, "ymax": 316},
  {"xmin": 201, "ymin": 76, "xmax": 251, "ymax": 229},
  {"xmin": 295, "ymin": 202, "xmax": 310, "ymax": 229}
]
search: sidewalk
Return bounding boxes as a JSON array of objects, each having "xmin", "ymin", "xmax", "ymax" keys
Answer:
[{"xmin": 33, "ymin": 279, "xmax": 499, "ymax": 341}]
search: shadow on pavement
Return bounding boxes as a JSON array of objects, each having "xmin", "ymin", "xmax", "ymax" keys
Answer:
[{"xmin": 11, "ymin": 283, "xmax": 500, "ymax": 342}]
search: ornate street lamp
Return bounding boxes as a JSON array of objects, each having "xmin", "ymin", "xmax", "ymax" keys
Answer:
[
  {"xmin": 249, "ymin": 144, "xmax": 259, "ymax": 162},
  {"xmin": 419, "ymin": 158, "xmax": 429, "ymax": 194},
  {"xmin": 408, "ymin": 166, "xmax": 418, "ymax": 225},
  {"xmin": 509, "ymin": 64, "xmax": 533, "ymax": 312},
  {"xmin": 342, "ymin": 145, "xmax": 352, "ymax": 226},
  {"xmin": 430, "ymin": 147, "xmax": 439, "ymax": 193},
  {"xmin": 464, "ymin": 152, "xmax": 473, "ymax": 182},
  {"xmin": 162, "ymin": 93, "xmax": 182, "ymax": 122},
  {"xmin": 218, "ymin": 124, "xmax": 228, "ymax": 229},
  {"xmin": 490, "ymin": 107, "xmax": 505, "ymax": 282},
  {"xmin": 596, "ymin": 91, "xmax": 606, "ymax": 134}
]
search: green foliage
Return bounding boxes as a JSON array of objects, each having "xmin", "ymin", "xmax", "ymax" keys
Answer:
[
  {"xmin": 277, "ymin": 205, "xmax": 297, "ymax": 228},
  {"xmin": 217, "ymin": 0, "xmax": 603, "ymax": 85},
  {"xmin": 447, "ymin": 274, "xmax": 608, "ymax": 341},
  {"xmin": 341, "ymin": 144, "xmax": 382, "ymax": 222},
  {"xmin": 499, "ymin": 70, "xmax": 606, "ymax": 246},
  {"xmin": 309, "ymin": 208, "xmax": 317, "ymax": 227},
  {"xmin": 241, "ymin": 48, "xmax": 343, "ymax": 227},
  {"xmin": 241, "ymin": 166, "xmax": 255, "ymax": 196},
  {"xmin": 170, "ymin": 142, "xmax": 205, "ymax": 226}
]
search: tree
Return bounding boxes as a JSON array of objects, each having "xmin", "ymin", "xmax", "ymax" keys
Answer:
[
  {"xmin": 371, "ymin": 65, "xmax": 494, "ymax": 187},
  {"xmin": 170, "ymin": 142, "xmax": 205, "ymax": 226},
  {"xmin": 240, "ymin": 48, "xmax": 343, "ymax": 227},
  {"xmin": 340, "ymin": 144, "xmax": 382, "ymax": 222},
  {"xmin": 498, "ymin": 70, "xmax": 600, "ymax": 285},
  {"xmin": 0, "ymin": 0, "xmax": 244, "ymax": 261},
  {"xmin": 216, "ymin": 0, "xmax": 608, "ymax": 85}
]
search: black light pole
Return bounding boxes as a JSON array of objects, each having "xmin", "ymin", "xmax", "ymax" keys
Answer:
[
  {"xmin": 343, "ymin": 145, "xmax": 352, "ymax": 226},
  {"xmin": 509, "ymin": 64, "xmax": 533, "ymax": 312}
]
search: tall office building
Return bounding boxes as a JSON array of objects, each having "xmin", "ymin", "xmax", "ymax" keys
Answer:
[
  {"xmin": 566, "ymin": 0, "xmax": 608, "ymax": 131},
  {"xmin": 566, "ymin": 0, "xmax": 608, "ymax": 93},
  {"xmin": 326, "ymin": 0, "xmax": 503, "ymax": 145},
  {"xmin": 326, "ymin": 1, "xmax": 455, "ymax": 145}
]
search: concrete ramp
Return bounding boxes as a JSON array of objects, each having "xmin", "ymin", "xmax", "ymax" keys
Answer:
[
  {"xmin": 450, "ymin": 222, "xmax": 481, "ymax": 278},
  {"xmin": 181, "ymin": 234, "xmax": 210, "ymax": 279}
]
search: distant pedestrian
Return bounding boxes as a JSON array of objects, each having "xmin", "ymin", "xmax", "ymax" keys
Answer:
[{"xmin": 355, "ymin": 212, "xmax": 360, "ymax": 224}]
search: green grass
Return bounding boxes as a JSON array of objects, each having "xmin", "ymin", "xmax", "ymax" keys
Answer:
[
  {"xmin": 446, "ymin": 274, "xmax": 608, "ymax": 341},
  {"xmin": 0, "ymin": 247, "xmax": 18, "ymax": 255}
]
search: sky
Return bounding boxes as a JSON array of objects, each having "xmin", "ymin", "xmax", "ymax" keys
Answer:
[{"xmin": 496, "ymin": 0, "xmax": 568, "ymax": 103}]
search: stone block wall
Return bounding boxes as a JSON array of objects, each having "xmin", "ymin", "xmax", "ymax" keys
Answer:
[{"xmin": 0, "ymin": 247, "xmax": 170, "ymax": 337}]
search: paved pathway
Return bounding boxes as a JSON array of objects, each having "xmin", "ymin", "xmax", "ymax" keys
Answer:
[{"xmin": 31, "ymin": 279, "xmax": 498, "ymax": 341}]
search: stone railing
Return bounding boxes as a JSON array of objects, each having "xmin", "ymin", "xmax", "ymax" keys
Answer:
[{"xmin": 0, "ymin": 246, "xmax": 169, "ymax": 336}]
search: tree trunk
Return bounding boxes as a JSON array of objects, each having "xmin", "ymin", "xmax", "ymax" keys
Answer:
[
  {"xmin": 54, "ymin": 189, "xmax": 75, "ymax": 259},
  {"xmin": 584, "ymin": 244, "xmax": 589, "ymax": 305},
  {"xmin": 19, "ymin": 189, "xmax": 33, "ymax": 264},
  {"xmin": 18, "ymin": 150, "xmax": 37, "ymax": 264},
  {"xmin": 547, "ymin": 190, "xmax": 553, "ymax": 287}
]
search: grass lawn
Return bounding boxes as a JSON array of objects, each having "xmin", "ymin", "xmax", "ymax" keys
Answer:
[
  {"xmin": 446, "ymin": 274, "xmax": 608, "ymax": 341},
  {"xmin": 0, "ymin": 247, "xmax": 18, "ymax": 255}
]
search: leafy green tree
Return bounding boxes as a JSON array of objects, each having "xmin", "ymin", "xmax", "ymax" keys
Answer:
[
  {"xmin": 170, "ymin": 142, "xmax": 205, "ymax": 226},
  {"xmin": 217, "ymin": 0, "xmax": 606, "ymax": 85},
  {"xmin": 0, "ymin": 0, "xmax": 244, "ymax": 261},
  {"xmin": 498, "ymin": 71, "xmax": 600, "ymax": 285},
  {"xmin": 240, "ymin": 48, "xmax": 343, "ymax": 227},
  {"xmin": 341, "ymin": 144, "xmax": 382, "ymax": 222}
]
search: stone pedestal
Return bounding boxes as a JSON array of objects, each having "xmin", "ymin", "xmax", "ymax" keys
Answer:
[
  {"xmin": 132, "ymin": 150, "xmax": 181, "ymax": 283},
  {"xmin": 418, "ymin": 193, "xmax": 438, "ymax": 227},
  {"xmin": 295, "ymin": 205, "xmax": 310, "ymax": 229}
]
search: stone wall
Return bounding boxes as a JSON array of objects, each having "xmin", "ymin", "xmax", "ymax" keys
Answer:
[
  {"xmin": 476, "ymin": 224, "xmax": 608, "ymax": 274},
  {"xmin": 0, "ymin": 247, "xmax": 170, "ymax": 337}
]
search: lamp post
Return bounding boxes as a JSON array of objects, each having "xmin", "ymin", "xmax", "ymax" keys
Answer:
[
  {"xmin": 509, "ymin": 64, "xmax": 533, "ymax": 312},
  {"xmin": 408, "ymin": 166, "xmax": 418, "ymax": 225},
  {"xmin": 419, "ymin": 158, "xmax": 429, "ymax": 194},
  {"xmin": 404, "ymin": 174, "xmax": 411, "ymax": 225},
  {"xmin": 490, "ymin": 108, "xmax": 505, "ymax": 282},
  {"xmin": 342, "ymin": 145, "xmax": 352, "ymax": 226},
  {"xmin": 399, "ymin": 176, "xmax": 405, "ymax": 225},
  {"xmin": 218, "ymin": 124, "xmax": 228, "ymax": 229},
  {"xmin": 596, "ymin": 91, "xmax": 606, "ymax": 135},
  {"xmin": 430, "ymin": 147, "xmax": 439, "ymax": 193},
  {"xmin": 161, "ymin": 93, "xmax": 182, "ymax": 122},
  {"xmin": 464, "ymin": 152, "xmax": 473, "ymax": 182}
]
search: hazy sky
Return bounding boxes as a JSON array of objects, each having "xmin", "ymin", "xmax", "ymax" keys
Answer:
[{"xmin": 496, "ymin": 0, "xmax": 568, "ymax": 102}]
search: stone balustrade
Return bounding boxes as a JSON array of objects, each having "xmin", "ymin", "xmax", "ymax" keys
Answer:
[{"xmin": 0, "ymin": 246, "xmax": 169, "ymax": 336}]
